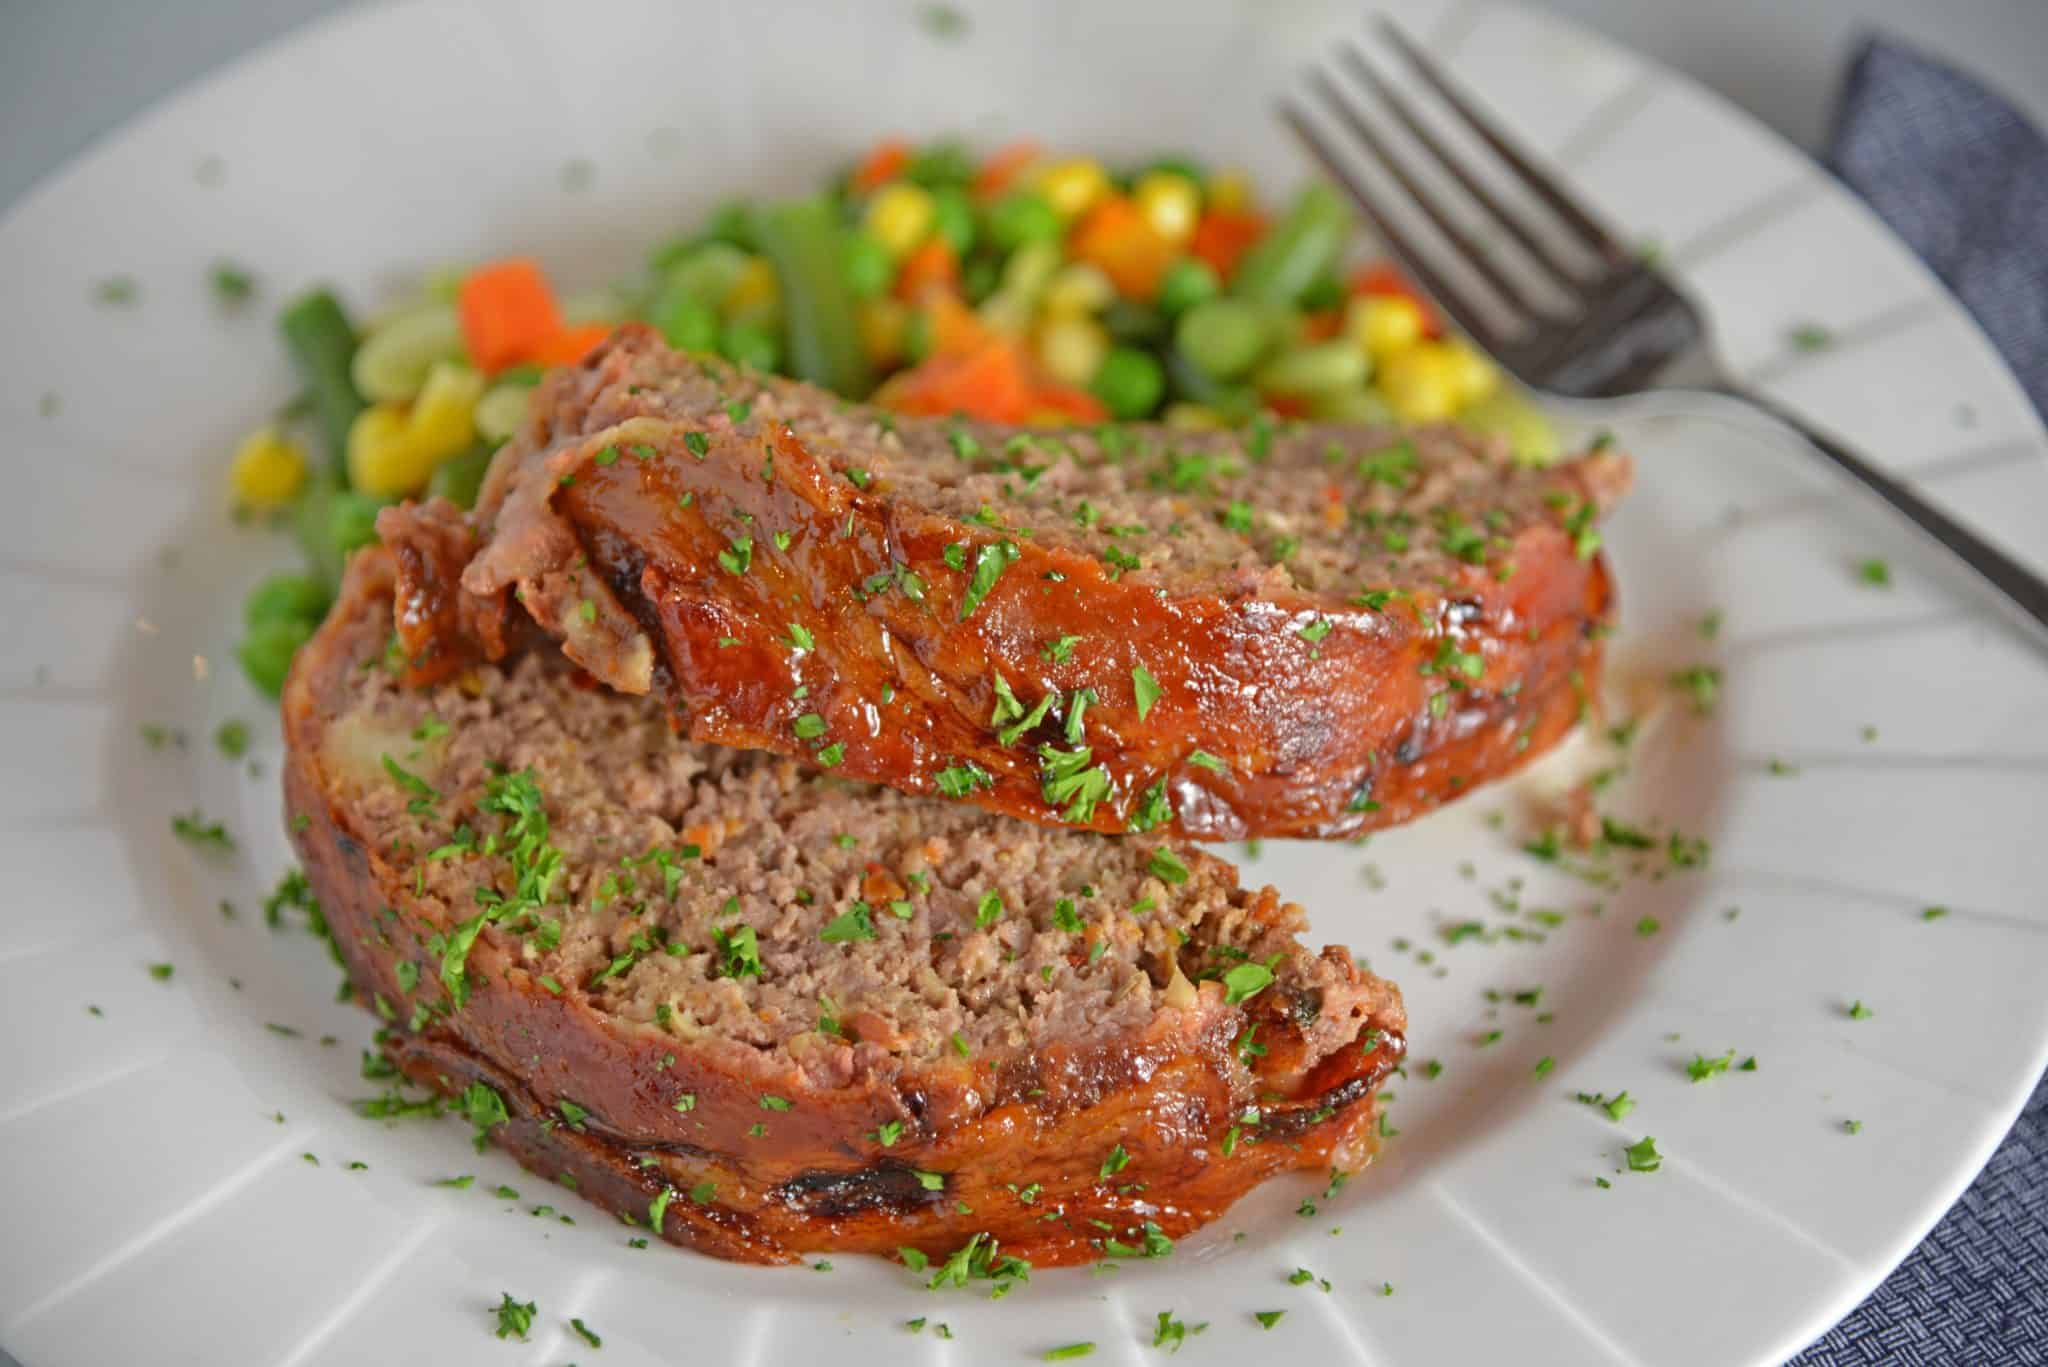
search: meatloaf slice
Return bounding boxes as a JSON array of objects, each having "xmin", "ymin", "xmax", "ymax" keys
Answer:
[
  {"xmin": 382, "ymin": 324, "xmax": 1626, "ymax": 841},
  {"xmin": 286, "ymin": 547, "xmax": 1405, "ymax": 1267}
]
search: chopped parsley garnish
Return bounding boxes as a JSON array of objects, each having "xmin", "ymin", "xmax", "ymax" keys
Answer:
[
  {"xmin": 1051, "ymin": 898, "xmax": 1085, "ymax": 934},
  {"xmin": 1670, "ymin": 666, "xmax": 1722, "ymax": 715},
  {"xmin": 1131, "ymin": 664, "xmax": 1162, "ymax": 720},
  {"xmin": 1187, "ymin": 751, "xmax": 1229, "ymax": 774},
  {"xmin": 1788, "ymin": 322, "xmax": 1833, "ymax": 351},
  {"xmin": 492, "ymin": 1293, "xmax": 536, "ymax": 1341},
  {"xmin": 1253, "ymin": 1310, "xmax": 1285, "ymax": 1329},
  {"xmin": 147, "ymin": 961, "xmax": 174, "ymax": 982},
  {"xmin": 1042, "ymin": 1344, "xmax": 1095, "ymax": 1361},
  {"xmin": 1857, "ymin": 558, "xmax": 1892, "ymax": 587},
  {"xmin": 683, "ymin": 430, "xmax": 710, "ymax": 457},
  {"xmin": 958, "ymin": 540, "xmax": 1020, "ymax": 620},
  {"xmin": 215, "ymin": 719, "xmax": 250, "ymax": 759},
  {"xmin": 935, "ymin": 760, "xmax": 994, "ymax": 798},
  {"xmin": 1128, "ymin": 777, "xmax": 1174, "ymax": 833},
  {"xmin": 783, "ymin": 622, "xmax": 815, "ymax": 650},
  {"xmin": 760, "ymin": 1094, "xmax": 793, "ymax": 1112},
  {"xmin": 460, "ymin": 1082, "xmax": 508, "ymax": 1152},
  {"xmin": 1922, "ymin": 905, "xmax": 1950, "ymax": 922},
  {"xmin": 1623, "ymin": 1135, "xmax": 1662, "ymax": 1172},
  {"xmin": 712, "ymin": 923, "xmax": 762, "ymax": 977},
  {"xmin": 648, "ymin": 1186, "xmax": 674, "ymax": 1231},
  {"xmin": 1042, "ymin": 634, "xmax": 1081, "ymax": 664},
  {"xmin": 1099, "ymin": 1143, "xmax": 1131, "ymax": 1179},
  {"xmin": 1687, "ymin": 1049, "xmax": 1737, "ymax": 1082},
  {"xmin": 1148, "ymin": 847, "xmax": 1190, "ymax": 885},
  {"xmin": 717, "ymin": 534, "xmax": 754, "ymax": 575},
  {"xmin": 171, "ymin": 809, "xmax": 234, "ymax": 851},
  {"xmin": 1152, "ymin": 1312, "xmax": 1207, "ymax": 1352},
  {"xmin": 793, "ymin": 712, "xmax": 828, "ymax": 739},
  {"xmin": 1847, "ymin": 1000, "xmax": 1875, "ymax": 1020},
  {"xmin": 569, "ymin": 1317, "xmax": 601, "ymax": 1348},
  {"xmin": 1222, "ymin": 962, "xmax": 1274, "ymax": 1005},
  {"xmin": 820, "ymin": 903, "xmax": 878, "ymax": 943},
  {"xmin": 875, "ymin": 1119, "xmax": 904, "ymax": 1147},
  {"xmin": 1844, "ymin": 1119, "xmax": 1864, "ymax": 1135},
  {"xmin": 1297, "ymin": 619, "xmax": 1333, "ymax": 644}
]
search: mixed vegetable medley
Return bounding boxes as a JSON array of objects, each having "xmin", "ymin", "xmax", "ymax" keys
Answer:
[{"xmin": 229, "ymin": 137, "xmax": 1558, "ymax": 698}]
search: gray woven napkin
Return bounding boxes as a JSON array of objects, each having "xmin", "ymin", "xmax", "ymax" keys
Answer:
[
  {"xmin": 1792, "ymin": 35, "xmax": 2048, "ymax": 1367},
  {"xmin": 1827, "ymin": 36, "xmax": 2048, "ymax": 416}
]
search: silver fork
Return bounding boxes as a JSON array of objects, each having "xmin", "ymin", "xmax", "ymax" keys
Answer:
[{"xmin": 1282, "ymin": 18, "xmax": 2048, "ymax": 646}]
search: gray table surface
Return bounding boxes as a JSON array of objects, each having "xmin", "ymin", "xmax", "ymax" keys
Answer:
[{"xmin": 4, "ymin": 3, "xmax": 2046, "ymax": 1365}]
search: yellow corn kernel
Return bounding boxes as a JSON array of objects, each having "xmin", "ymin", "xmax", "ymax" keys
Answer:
[
  {"xmin": 721, "ymin": 255, "xmax": 782, "ymax": 323},
  {"xmin": 1035, "ymin": 315, "xmax": 1110, "ymax": 388},
  {"xmin": 1378, "ymin": 343, "xmax": 1462, "ymax": 423},
  {"xmin": 1133, "ymin": 170, "xmax": 1201, "ymax": 244},
  {"xmin": 1441, "ymin": 337, "xmax": 1500, "ymax": 406},
  {"xmin": 857, "ymin": 296, "xmax": 911, "ymax": 368},
  {"xmin": 1035, "ymin": 158, "xmax": 1110, "ymax": 222},
  {"xmin": 1040, "ymin": 262, "xmax": 1116, "ymax": 319},
  {"xmin": 408, "ymin": 361, "xmax": 483, "ymax": 458},
  {"xmin": 229, "ymin": 426, "xmax": 309, "ymax": 509},
  {"xmin": 1346, "ymin": 293, "xmax": 1426, "ymax": 361},
  {"xmin": 862, "ymin": 182, "xmax": 936, "ymax": 259},
  {"xmin": 347, "ymin": 363, "xmax": 483, "ymax": 496},
  {"xmin": 347, "ymin": 404, "xmax": 426, "ymax": 497},
  {"xmin": 1164, "ymin": 402, "xmax": 1226, "ymax": 431},
  {"xmin": 1205, "ymin": 169, "xmax": 1253, "ymax": 214}
]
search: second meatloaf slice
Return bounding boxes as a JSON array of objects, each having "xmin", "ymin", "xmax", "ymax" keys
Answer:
[
  {"xmin": 386, "ymin": 324, "xmax": 1628, "ymax": 840},
  {"xmin": 287, "ymin": 548, "xmax": 1405, "ymax": 1267}
]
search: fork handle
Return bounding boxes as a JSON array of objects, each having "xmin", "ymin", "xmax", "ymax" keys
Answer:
[{"xmin": 1713, "ymin": 381, "xmax": 2048, "ymax": 649}]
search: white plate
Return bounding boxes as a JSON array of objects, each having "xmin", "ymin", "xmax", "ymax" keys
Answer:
[{"xmin": 3, "ymin": 1, "xmax": 2045, "ymax": 1363}]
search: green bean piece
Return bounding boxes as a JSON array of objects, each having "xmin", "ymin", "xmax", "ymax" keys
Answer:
[
  {"xmin": 236, "ymin": 618, "xmax": 314, "ymax": 698},
  {"xmin": 1255, "ymin": 340, "xmax": 1370, "ymax": 396},
  {"xmin": 1231, "ymin": 182, "xmax": 1351, "ymax": 309},
  {"xmin": 702, "ymin": 199, "xmax": 758, "ymax": 251},
  {"xmin": 752, "ymin": 196, "xmax": 873, "ymax": 399},
  {"xmin": 243, "ymin": 572, "xmax": 331, "ymax": 630},
  {"xmin": 349, "ymin": 304, "xmax": 464, "ymax": 403},
  {"xmin": 427, "ymin": 444, "xmax": 494, "ymax": 510},
  {"xmin": 277, "ymin": 289, "xmax": 365, "ymax": 475},
  {"xmin": 1174, "ymin": 298, "xmax": 1270, "ymax": 379},
  {"xmin": 662, "ymin": 241, "xmax": 753, "ymax": 311}
]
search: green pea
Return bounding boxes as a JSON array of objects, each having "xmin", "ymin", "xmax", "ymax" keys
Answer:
[
  {"xmin": 842, "ymin": 232, "xmax": 895, "ymax": 300},
  {"xmin": 1092, "ymin": 347, "xmax": 1166, "ymax": 420},
  {"xmin": 237, "ymin": 618, "xmax": 314, "ymax": 698},
  {"xmin": 427, "ymin": 444, "xmax": 494, "ymax": 510},
  {"xmin": 1155, "ymin": 257, "xmax": 1221, "ymax": 320},
  {"xmin": 243, "ymin": 572, "xmax": 330, "ymax": 630},
  {"xmin": 1299, "ymin": 270, "xmax": 1347, "ymax": 313},
  {"xmin": 985, "ymin": 191, "xmax": 1061, "ymax": 253},
  {"xmin": 652, "ymin": 284, "xmax": 720, "ymax": 353},
  {"xmin": 719, "ymin": 318, "xmax": 783, "ymax": 372},
  {"xmin": 930, "ymin": 185, "xmax": 976, "ymax": 256},
  {"xmin": 1175, "ymin": 298, "xmax": 1270, "ymax": 380},
  {"xmin": 329, "ymin": 490, "xmax": 384, "ymax": 557}
]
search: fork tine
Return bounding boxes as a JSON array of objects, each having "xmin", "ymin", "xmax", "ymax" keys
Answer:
[
  {"xmin": 1335, "ymin": 43, "xmax": 1594, "ymax": 293},
  {"xmin": 1277, "ymin": 95, "xmax": 1515, "ymax": 353},
  {"xmin": 1306, "ymin": 65, "xmax": 1557, "ymax": 325},
  {"xmin": 1376, "ymin": 18, "xmax": 1626, "ymax": 261}
]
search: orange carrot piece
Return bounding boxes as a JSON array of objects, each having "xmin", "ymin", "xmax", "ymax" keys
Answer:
[
  {"xmin": 1028, "ymin": 382, "xmax": 1110, "ymax": 424},
  {"xmin": 1189, "ymin": 208, "xmax": 1266, "ymax": 284},
  {"xmin": 1069, "ymin": 195, "xmax": 1173, "ymax": 300},
  {"xmin": 851, "ymin": 138, "xmax": 912, "ymax": 195},
  {"xmin": 925, "ymin": 292, "xmax": 990, "ymax": 357},
  {"xmin": 882, "ymin": 337, "xmax": 1035, "ymax": 422},
  {"xmin": 458, "ymin": 259, "xmax": 563, "ymax": 374},
  {"xmin": 894, "ymin": 237, "xmax": 960, "ymax": 304},
  {"xmin": 973, "ymin": 140, "xmax": 1043, "ymax": 199},
  {"xmin": 528, "ymin": 321, "xmax": 614, "ymax": 368}
]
